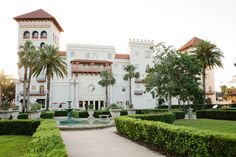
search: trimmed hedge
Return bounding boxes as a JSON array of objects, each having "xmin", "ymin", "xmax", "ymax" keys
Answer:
[
  {"xmin": 128, "ymin": 113, "xmax": 175, "ymax": 124},
  {"xmin": 40, "ymin": 111, "xmax": 55, "ymax": 119},
  {"xmin": 115, "ymin": 116, "xmax": 236, "ymax": 157},
  {"xmin": 72, "ymin": 110, "xmax": 126, "ymax": 118},
  {"xmin": 0, "ymin": 120, "xmax": 40, "ymax": 135},
  {"xmin": 196, "ymin": 109, "xmax": 236, "ymax": 120},
  {"xmin": 23, "ymin": 120, "xmax": 67, "ymax": 157},
  {"xmin": 17, "ymin": 113, "xmax": 29, "ymax": 119},
  {"xmin": 158, "ymin": 104, "xmax": 214, "ymax": 111},
  {"xmin": 54, "ymin": 110, "xmax": 68, "ymax": 116},
  {"xmin": 173, "ymin": 111, "xmax": 186, "ymax": 119}
]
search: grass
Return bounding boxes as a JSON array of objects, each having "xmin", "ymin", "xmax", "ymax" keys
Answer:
[
  {"xmin": 173, "ymin": 119, "xmax": 236, "ymax": 134},
  {"xmin": 0, "ymin": 135, "xmax": 32, "ymax": 157}
]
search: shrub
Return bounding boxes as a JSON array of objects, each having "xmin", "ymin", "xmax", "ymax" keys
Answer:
[
  {"xmin": 115, "ymin": 116, "xmax": 236, "ymax": 157},
  {"xmin": 23, "ymin": 120, "xmax": 67, "ymax": 157},
  {"xmin": 0, "ymin": 120, "xmax": 40, "ymax": 135},
  {"xmin": 54, "ymin": 110, "xmax": 68, "ymax": 116},
  {"xmin": 109, "ymin": 103, "xmax": 120, "ymax": 109},
  {"xmin": 173, "ymin": 111, "xmax": 186, "ymax": 119},
  {"xmin": 88, "ymin": 104, "xmax": 94, "ymax": 110},
  {"xmin": 40, "ymin": 111, "xmax": 54, "ymax": 119},
  {"xmin": 2, "ymin": 102, "xmax": 10, "ymax": 110},
  {"xmin": 196, "ymin": 109, "xmax": 236, "ymax": 120},
  {"xmin": 30, "ymin": 103, "xmax": 42, "ymax": 111},
  {"xmin": 158, "ymin": 104, "xmax": 214, "ymax": 111},
  {"xmin": 17, "ymin": 113, "xmax": 29, "ymax": 119},
  {"xmin": 128, "ymin": 113, "xmax": 175, "ymax": 124},
  {"xmin": 136, "ymin": 109, "xmax": 185, "ymax": 119}
]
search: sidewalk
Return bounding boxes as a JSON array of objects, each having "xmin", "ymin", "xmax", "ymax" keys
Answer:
[{"xmin": 61, "ymin": 127, "xmax": 166, "ymax": 157}]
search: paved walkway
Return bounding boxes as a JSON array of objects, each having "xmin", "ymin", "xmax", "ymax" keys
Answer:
[{"xmin": 61, "ymin": 127, "xmax": 166, "ymax": 157}]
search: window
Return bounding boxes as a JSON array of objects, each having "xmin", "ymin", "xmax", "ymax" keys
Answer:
[
  {"xmin": 135, "ymin": 51, "xmax": 139, "ymax": 56},
  {"xmin": 23, "ymin": 31, "xmax": 30, "ymax": 39},
  {"xmin": 70, "ymin": 51, "xmax": 75, "ymax": 58},
  {"xmin": 40, "ymin": 31, "xmax": 47, "ymax": 38},
  {"xmin": 146, "ymin": 64, "xmax": 150, "ymax": 72},
  {"xmin": 40, "ymin": 42, "xmax": 45, "ymax": 48},
  {"xmin": 125, "ymin": 101, "xmax": 129, "ymax": 106},
  {"xmin": 145, "ymin": 51, "xmax": 151, "ymax": 58},
  {"xmin": 39, "ymin": 85, "xmax": 44, "ymax": 94},
  {"xmin": 122, "ymin": 87, "xmax": 126, "ymax": 92},
  {"xmin": 108, "ymin": 53, "xmax": 112, "ymax": 59},
  {"xmin": 79, "ymin": 101, "xmax": 83, "ymax": 108},
  {"xmin": 32, "ymin": 31, "xmax": 39, "ymax": 39}
]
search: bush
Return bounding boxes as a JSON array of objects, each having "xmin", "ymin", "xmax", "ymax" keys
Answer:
[
  {"xmin": 23, "ymin": 120, "xmax": 67, "ymax": 157},
  {"xmin": 54, "ymin": 110, "xmax": 68, "ymax": 116},
  {"xmin": 158, "ymin": 104, "xmax": 214, "ymax": 111},
  {"xmin": 196, "ymin": 109, "xmax": 236, "ymax": 120},
  {"xmin": 115, "ymin": 116, "xmax": 236, "ymax": 157},
  {"xmin": 88, "ymin": 104, "xmax": 94, "ymax": 110},
  {"xmin": 0, "ymin": 120, "xmax": 40, "ymax": 135},
  {"xmin": 40, "ymin": 111, "xmax": 54, "ymax": 119},
  {"xmin": 173, "ymin": 111, "xmax": 186, "ymax": 119},
  {"xmin": 17, "ymin": 113, "xmax": 29, "ymax": 119},
  {"xmin": 2, "ymin": 102, "xmax": 10, "ymax": 110},
  {"xmin": 128, "ymin": 113, "xmax": 175, "ymax": 124},
  {"xmin": 30, "ymin": 103, "xmax": 42, "ymax": 111},
  {"xmin": 109, "ymin": 103, "xmax": 120, "ymax": 109}
]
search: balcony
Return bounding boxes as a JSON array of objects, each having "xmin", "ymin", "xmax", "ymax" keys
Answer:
[
  {"xmin": 37, "ymin": 77, "xmax": 46, "ymax": 83},
  {"xmin": 135, "ymin": 79, "xmax": 144, "ymax": 83},
  {"xmin": 134, "ymin": 90, "xmax": 143, "ymax": 95},
  {"xmin": 20, "ymin": 91, "xmax": 46, "ymax": 96}
]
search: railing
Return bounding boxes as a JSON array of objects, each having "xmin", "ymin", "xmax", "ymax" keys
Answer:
[
  {"xmin": 135, "ymin": 79, "xmax": 144, "ymax": 83},
  {"xmin": 20, "ymin": 91, "xmax": 46, "ymax": 96},
  {"xmin": 134, "ymin": 90, "xmax": 143, "ymax": 95},
  {"xmin": 36, "ymin": 77, "xmax": 46, "ymax": 83},
  {"xmin": 72, "ymin": 65, "xmax": 110, "ymax": 73}
]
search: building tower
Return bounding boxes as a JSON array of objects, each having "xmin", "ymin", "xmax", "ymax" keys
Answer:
[{"xmin": 14, "ymin": 9, "xmax": 64, "ymax": 108}]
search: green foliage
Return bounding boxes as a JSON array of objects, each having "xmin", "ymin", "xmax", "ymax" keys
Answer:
[
  {"xmin": 0, "ymin": 120, "xmax": 40, "ymax": 135},
  {"xmin": 145, "ymin": 43, "xmax": 202, "ymax": 105},
  {"xmin": 30, "ymin": 103, "xmax": 42, "ymax": 111},
  {"xmin": 109, "ymin": 103, "xmax": 120, "ymax": 109},
  {"xmin": 158, "ymin": 104, "xmax": 214, "ymax": 111},
  {"xmin": 17, "ymin": 113, "xmax": 29, "ymax": 119},
  {"xmin": 23, "ymin": 120, "xmax": 67, "ymax": 157},
  {"xmin": 2, "ymin": 101, "xmax": 10, "ymax": 110},
  {"xmin": 115, "ymin": 116, "xmax": 236, "ymax": 157},
  {"xmin": 40, "ymin": 111, "xmax": 54, "ymax": 119},
  {"xmin": 128, "ymin": 104, "xmax": 133, "ymax": 109},
  {"xmin": 88, "ymin": 104, "xmax": 94, "ymax": 110},
  {"xmin": 128, "ymin": 113, "xmax": 175, "ymax": 124},
  {"xmin": 196, "ymin": 109, "xmax": 236, "ymax": 120},
  {"xmin": 0, "ymin": 70, "xmax": 15, "ymax": 102},
  {"xmin": 54, "ymin": 110, "xmax": 68, "ymax": 116}
]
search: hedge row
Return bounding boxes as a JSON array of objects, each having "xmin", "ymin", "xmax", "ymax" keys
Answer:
[
  {"xmin": 23, "ymin": 120, "xmax": 67, "ymax": 157},
  {"xmin": 196, "ymin": 109, "xmax": 236, "ymax": 120},
  {"xmin": 40, "ymin": 111, "xmax": 55, "ymax": 119},
  {"xmin": 0, "ymin": 120, "xmax": 40, "ymax": 135},
  {"xmin": 54, "ymin": 110, "xmax": 68, "ymax": 116},
  {"xmin": 158, "ymin": 104, "xmax": 215, "ymax": 111},
  {"xmin": 115, "ymin": 117, "xmax": 236, "ymax": 157},
  {"xmin": 128, "ymin": 113, "xmax": 175, "ymax": 124}
]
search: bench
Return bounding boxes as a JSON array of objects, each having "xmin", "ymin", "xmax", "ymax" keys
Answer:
[{"xmin": 99, "ymin": 115, "xmax": 110, "ymax": 119}]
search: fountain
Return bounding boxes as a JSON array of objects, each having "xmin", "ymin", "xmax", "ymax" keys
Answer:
[{"xmin": 60, "ymin": 101, "xmax": 81, "ymax": 124}]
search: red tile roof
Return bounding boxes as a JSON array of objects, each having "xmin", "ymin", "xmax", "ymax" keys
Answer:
[
  {"xmin": 115, "ymin": 54, "xmax": 129, "ymax": 59},
  {"xmin": 14, "ymin": 9, "xmax": 63, "ymax": 32},
  {"xmin": 178, "ymin": 37, "xmax": 202, "ymax": 52},
  {"xmin": 58, "ymin": 51, "xmax": 67, "ymax": 56}
]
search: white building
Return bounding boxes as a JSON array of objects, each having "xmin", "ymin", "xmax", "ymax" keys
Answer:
[{"xmin": 14, "ymin": 9, "xmax": 156, "ymax": 110}]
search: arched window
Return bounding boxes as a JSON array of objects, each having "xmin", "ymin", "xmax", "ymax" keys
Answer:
[
  {"xmin": 39, "ymin": 85, "xmax": 45, "ymax": 94},
  {"xmin": 40, "ymin": 31, "xmax": 47, "ymax": 39},
  {"xmin": 40, "ymin": 42, "xmax": 45, "ymax": 48},
  {"xmin": 23, "ymin": 31, "xmax": 30, "ymax": 39},
  {"xmin": 32, "ymin": 31, "xmax": 39, "ymax": 39}
]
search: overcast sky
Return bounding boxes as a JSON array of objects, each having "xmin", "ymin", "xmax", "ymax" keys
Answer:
[{"xmin": 0, "ymin": 0, "xmax": 235, "ymax": 90}]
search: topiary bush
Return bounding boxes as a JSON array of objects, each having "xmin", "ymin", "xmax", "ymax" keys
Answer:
[
  {"xmin": 40, "ymin": 111, "xmax": 54, "ymax": 119},
  {"xmin": 128, "ymin": 113, "xmax": 175, "ymax": 124},
  {"xmin": 196, "ymin": 109, "xmax": 236, "ymax": 120},
  {"xmin": 17, "ymin": 113, "xmax": 29, "ymax": 119},
  {"xmin": 0, "ymin": 120, "xmax": 40, "ymax": 135},
  {"xmin": 115, "ymin": 116, "xmax": 236, "ymax": 157}
]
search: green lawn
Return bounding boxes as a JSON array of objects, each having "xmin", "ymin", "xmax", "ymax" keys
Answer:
[
  {"xmin": 0, "ymin": 135, "xmax": 32, "ymax": 157},
  {"xmin": 173, "ymin": 119, "xmax": 236, "ymax": 134}
]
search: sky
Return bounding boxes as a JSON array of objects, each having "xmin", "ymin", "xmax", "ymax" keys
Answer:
[{"xmin": 0, "ymin": 0, "xmax": 236, "ymax": 91}]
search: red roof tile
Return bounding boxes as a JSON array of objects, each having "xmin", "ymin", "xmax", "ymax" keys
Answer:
[
  {"xmin": 14, "ymin": 9, "xmax": 63, "ymax": 32},
  {"xmin": 58, "ymin": 51, "xmax": 67, "ymax": 56},
  {"xmin": 178, "ymin": 37, "xmax": 202, "ymax": 52},
  {"xmin": 115, "ymin": 54, "xmax": 129, "ymax": 59}
]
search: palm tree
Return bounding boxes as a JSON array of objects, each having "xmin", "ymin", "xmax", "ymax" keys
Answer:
[
  {"xmin": 33, "ymin": 45, "xmax": 68, "ymax": 110},
  {"xmin": 192, "ymin": 40, "xmax": 224, "ymax": 101},
  {"xmin": 98, "ymin": 70, "xmax": 116, "ymax": 107},
  {"xmin": 18, "ymin": 41, "xmax": 35, "ymax": 112},
  {"xmin": 123, "ymin": 65, "xmax": 140, "ymax": 106}
]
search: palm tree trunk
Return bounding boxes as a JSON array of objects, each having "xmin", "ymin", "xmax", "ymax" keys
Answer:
[
  {"xmin": 202, "ymin": 67, "xmax": 206, "ymax": 103},
  {"xmin": 23, "ymin": 67, "xmax": 28, "ymax": 112},
  {"xmin": 46, "ymin": 77, "xmax": 51, "ymax": 111},
  {"xmin": 26, "ymin": 68, "xmax": 32, "ymax": 111},
  {"xmin": 129, "ymin": 78, "xmax": 132, "ymax": 105},
  {"xmin": 105, "ymin": 86, "xmax": 108, "ymax": 107},
  {"xmin": 168, "ymin": 91, "xmax": 172, "ymax": 112}
]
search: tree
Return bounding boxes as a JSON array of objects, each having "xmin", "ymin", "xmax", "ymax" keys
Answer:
[
  {"xmin": 145, "ymin": 42, "xmax": 202, "ymax": 111},
  {"xmin": 123, "ymin": 65, "xmax": 140, "ymax": 106},
  {"xmin": 33, "ymin": 45, "xmax": 68, "ymax": 110},
  {"xmin": 191, "ymin": 40, "xmax": 224, "ymax": 101},
  {"xmin": 98, "ymin": 70, "xmax": 116, "ymax": 107},
  {"xmin": 18, "ymin": 41, "xmax": 36, "ymax": 112},
  {"xmin": 0, "ymin": 70, "xmax": 15, "ymax": 104}
]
